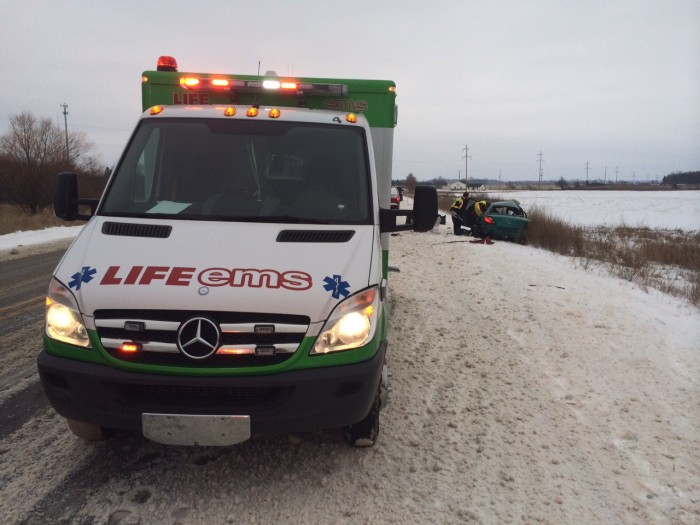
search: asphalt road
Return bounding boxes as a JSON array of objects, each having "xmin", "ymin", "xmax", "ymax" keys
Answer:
[{"xmin": 0, "ymin": 249, "xmax": 65, "ymax": 438}]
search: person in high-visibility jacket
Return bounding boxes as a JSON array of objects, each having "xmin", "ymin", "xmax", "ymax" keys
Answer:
[
  {"xmin": 467, "ymin": 200, "xmax": 489, "ymax": 237},
  {"xmin": 474, "ymin": 200, "xmax": 488, "ymax": 217},
  {"xmin": 450, "ymin": 192, "xmax": 470, "ymax": 235}
]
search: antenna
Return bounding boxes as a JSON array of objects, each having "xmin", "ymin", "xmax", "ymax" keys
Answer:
[{"xmin": 252, "ymin": 60, "xmax": 262, "ymax": 108}]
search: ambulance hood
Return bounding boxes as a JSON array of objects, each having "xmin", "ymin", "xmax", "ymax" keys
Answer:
[{"xmin": 55, "ymin": 217, "xmax": 379, "ymax": 324}]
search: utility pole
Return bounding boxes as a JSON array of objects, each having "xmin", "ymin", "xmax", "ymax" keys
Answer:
[
  {"xmin": 604, "ymin": 166, "xmax": 607, "ymax": 183},
  {"xmin": 615, "ymin": 166, "xmax": 619, "ymax": 184},
  {"xmin": 462, "ymin": 145, "xmax": 471, "ymax": 188},
  {"xmin": 585, "ymin": 161, "xmax": 590, "ymax": 184},
  {"xmin": 499, "ymin": 169, "xmax": 502, "ymax": 189},
  {"xmin": 61, "ymin": 103, "xmax": 69, "ymax": 162},
  {"xmin": 537, "ymin": 151, "xmax": 544, "ymax": 189}
]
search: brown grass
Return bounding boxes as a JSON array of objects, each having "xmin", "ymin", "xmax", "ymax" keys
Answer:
[
  {"xmin": 0, "ymin": 204, "xmax": 69, "ymax": 235},
  {"xmin": 436, "ymin": 193, "xmax": 700, "ymax": 307}
]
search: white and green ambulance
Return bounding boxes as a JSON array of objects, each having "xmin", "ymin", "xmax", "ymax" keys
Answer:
[{"xmin": 38, "ymin": 56, "xmax": 437, "ymax": 447}]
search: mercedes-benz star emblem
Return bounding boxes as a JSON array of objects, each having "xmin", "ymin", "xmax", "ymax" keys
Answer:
[{"xmin": 177, "ymin": 317, "xmax": 220, "ymax": 359}]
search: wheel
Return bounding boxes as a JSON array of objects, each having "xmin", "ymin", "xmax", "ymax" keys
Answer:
[
  {"xmin": 342, "ymin": 391, "xmax": 380, "ymax": 447},
  {"xmin": 342, "ymin": 363, "xmax": 388, "ymax": 448},
  {"xmin": 66, "ymin": 418, "xmax": 112, "ymax": 441}
]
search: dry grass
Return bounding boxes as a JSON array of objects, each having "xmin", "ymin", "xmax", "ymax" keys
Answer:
[
  {"xmin": 526, "ymin": 206, "xmax": 700, "ymax": 306},
  {"xmin": 0, "ymin": 204, "xmax": 74, "ymax": 235},
  {"xmin": 437, "ymin": 193, "xmax": 700, "ymax": 307}
]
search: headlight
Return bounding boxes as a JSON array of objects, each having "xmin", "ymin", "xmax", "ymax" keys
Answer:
[
  {"xmin": 45, "ymin": 277, "xmax": 91, "ymax": 348},
  {"xmin": 312, "ymin": 287, "xmax": 380, "ymax": 355}
]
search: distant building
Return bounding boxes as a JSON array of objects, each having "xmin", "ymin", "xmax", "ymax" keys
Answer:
[{"xmin": 450, "ymin": 181, "xmax": 467, "ymax": 190}]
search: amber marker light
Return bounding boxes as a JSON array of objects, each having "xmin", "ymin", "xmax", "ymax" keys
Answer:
[
  {"xmin": 223, "ymin": 106, "xmax": 236, "ymax": 117},
  {"xmin": 179, "ymin": 77, "xmax": 200, "ymax": 88},
  {"xmin": 217, "ymin": 347, "xmax": 255, "ymax": 355},
  {"xmin": 150, "ymin": 105, "xmax": 164, "ymax": 115},
  {"xmin": 246, "ymin": 107, "xmax": 259, "ymax": 117},
  {"xmin": 346, "ymin": 113, "xmax": 357, "ymax": 123},
  {"xmin": 121, "ymin": 342, "xmax": 141, "ymax": 353},
  {"xmin": 268, "ymin": 108, "xmax": 281, "ymax": 118}
]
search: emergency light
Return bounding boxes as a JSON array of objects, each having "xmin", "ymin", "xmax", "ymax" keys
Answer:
[
  {"xmin": 120, "ymin": 342, "xmax": 141, "ymax": 353},
  {"xmin": 157, "ymin": 56, "xmax": 178, "ymax": 72}
]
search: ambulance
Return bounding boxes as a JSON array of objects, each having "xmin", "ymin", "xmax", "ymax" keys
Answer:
[{"xmin": 38, "ymin": 56, "xmax": 437, "ymax": 447}]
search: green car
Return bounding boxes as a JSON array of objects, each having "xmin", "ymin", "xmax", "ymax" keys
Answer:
[{"xmin": 471, "ymin": 200, "xmax": 529, "ymax": 242}]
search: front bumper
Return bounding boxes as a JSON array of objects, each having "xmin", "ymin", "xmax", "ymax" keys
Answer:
[{"xmin": 37, "ymin": 342, "xmax": 385, "ymax": 438}]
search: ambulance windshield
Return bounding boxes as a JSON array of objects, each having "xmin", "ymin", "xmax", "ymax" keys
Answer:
[{"xmin": 100, "ymin": 118, "xmax": 372, "ymax": 225}]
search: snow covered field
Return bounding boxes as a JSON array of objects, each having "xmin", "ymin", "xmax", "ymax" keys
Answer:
[
  {"xmin": 462, "ymin": 189, "xmax": 700, "ymax": 232},
  {"xmin": 0, "ymin": 191, "xmax": 698, "ymax": 523}
]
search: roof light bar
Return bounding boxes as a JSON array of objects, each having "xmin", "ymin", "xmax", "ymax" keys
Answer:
[{"xmin": 179, "ymin": 76, "xmax": 348, "ymax": 97}]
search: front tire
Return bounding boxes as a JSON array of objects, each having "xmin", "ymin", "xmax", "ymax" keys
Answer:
[
  {"xmin": 66, "ymin": 418, "xmax": 112, "ymax": 441},
  {"xmin": 342, "ymin": 391, "xmax": 380, "ymax": 447},
  {"xmin": 342, "ymin": 362, "xmax": 388, "ymax": 447}
]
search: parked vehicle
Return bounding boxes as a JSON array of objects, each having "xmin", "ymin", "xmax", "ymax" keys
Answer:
[
  {"xmin": 471, "ymin": 200, "xmax": 529, "ymax": 242},
  {"xmin": 390, "ymin": 187, "xmax": 401, "ymax": 209},
  {"xmin": 39, "ymin": 56, "xmax": 438, "ymax": 448}
]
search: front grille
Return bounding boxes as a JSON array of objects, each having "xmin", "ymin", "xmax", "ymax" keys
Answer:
[{"xmin": 94, "ymin": 309, "xmax": 309, "ymax": 368}]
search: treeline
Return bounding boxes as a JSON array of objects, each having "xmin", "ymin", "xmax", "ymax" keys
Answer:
[
  {"xmin": 0, "ymin": 111, "xmax": 109, "ymax": 214},
  {"xmin": 662, "ymin": 171, "xmax": 700, "ymax": 185}
]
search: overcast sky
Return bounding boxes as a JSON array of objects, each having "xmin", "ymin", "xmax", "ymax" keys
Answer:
[{"xmin": 1, "ymin": 0, "xmax": 698, "ymax": 182}]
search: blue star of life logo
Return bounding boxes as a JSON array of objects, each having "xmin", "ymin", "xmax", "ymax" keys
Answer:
[
  {"xmin": 323, "ymin": 274, "xmax": 350, "ymax": 300},
  {"xmin": 68, "ymin": 266, "xmax": 97, "ymax": 290}
]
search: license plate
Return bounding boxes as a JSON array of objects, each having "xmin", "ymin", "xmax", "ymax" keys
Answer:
[{"xmin": 142, "ymin": 413, "xmax": 251, "ymax": 446}]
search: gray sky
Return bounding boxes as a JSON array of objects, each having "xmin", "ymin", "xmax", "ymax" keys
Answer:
[{"xmin": 2, "ymin": 0, "xmax": 698, "ymax": 182}]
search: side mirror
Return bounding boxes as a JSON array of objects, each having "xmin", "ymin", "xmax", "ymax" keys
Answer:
[
  {"xmin": 379, "ymin": 185, "xmax": 439, "ymax": 233},
  {"xmin": 54, "ymin": 172, "xmax": 97, "ymax": 221},
  {"xmin": 412, "ymin": 185, "xmax": 438, "ymax": 232}
]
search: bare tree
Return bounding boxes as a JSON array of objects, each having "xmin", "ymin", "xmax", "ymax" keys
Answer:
[
  {"xmin": 405, "ymin": 173, "xmax": 417, "ymax": 193},
  {"xmin": 0, "ymin": 112, "xmax": 64, "ymax": 169},
  {"xmin": 0, "ymin": 111, "xmax": 102, "ymax": 213}
]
